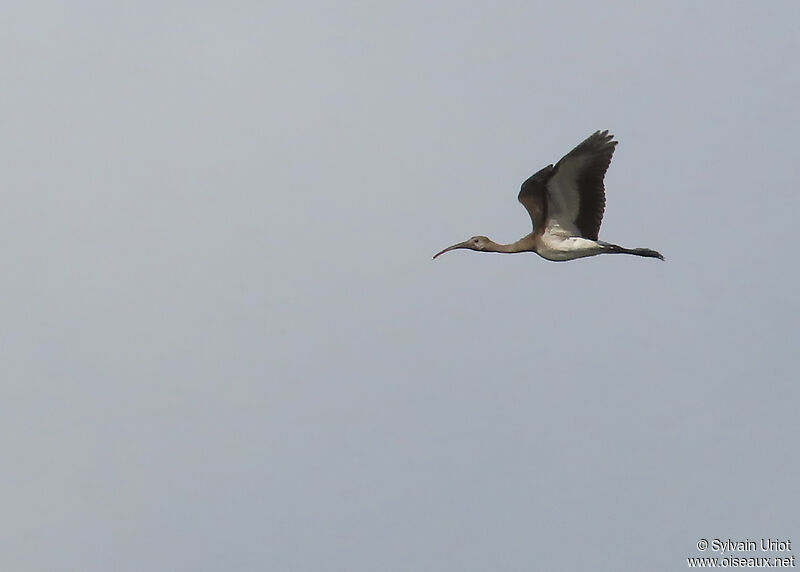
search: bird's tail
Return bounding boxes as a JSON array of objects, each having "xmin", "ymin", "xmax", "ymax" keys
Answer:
[{"xmin": 600, "ymin": 242, "xmax": 665, "ymax": 261}]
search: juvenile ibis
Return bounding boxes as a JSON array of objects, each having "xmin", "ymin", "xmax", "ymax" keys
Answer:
[{"xmin": 433, "ymin": 130, "xmax": 664, "ymax": 262}]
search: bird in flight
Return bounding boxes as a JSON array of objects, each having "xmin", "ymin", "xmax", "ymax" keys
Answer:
[{"xmin": 433, "ymin": 130, "xmax": 664, "ymax": 262}]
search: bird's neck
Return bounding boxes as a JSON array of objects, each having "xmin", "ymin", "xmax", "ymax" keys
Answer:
[{"xmin": 487, "ymin": 236, "xmax": 535, "ymax": 254}]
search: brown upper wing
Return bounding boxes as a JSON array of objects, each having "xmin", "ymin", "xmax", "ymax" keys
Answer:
[{"xmin": 518, "ymin": 164, "xmax": 554, "ymax": 232}]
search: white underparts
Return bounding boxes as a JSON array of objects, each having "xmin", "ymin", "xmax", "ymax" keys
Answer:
[{"xmin": 537, "ymin": 234, "xmax": 604, "ymax": 261}]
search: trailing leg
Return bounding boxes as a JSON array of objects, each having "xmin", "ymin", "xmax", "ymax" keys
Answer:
[{"xmin": 600, "ymin": 242, "xmax": 664, "ymax": 260}]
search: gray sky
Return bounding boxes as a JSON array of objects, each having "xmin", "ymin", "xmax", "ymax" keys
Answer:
[{"xmin": 2, "ymin": 2, "xmax": 798, "ymax": 570}]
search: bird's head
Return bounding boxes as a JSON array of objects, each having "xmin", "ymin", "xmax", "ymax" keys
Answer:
[{"xmin": 433, "ymin": 236, "xmax": 491, "ymax": 259}]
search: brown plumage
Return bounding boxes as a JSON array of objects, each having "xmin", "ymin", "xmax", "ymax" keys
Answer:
[{"xmin": 433, "ymin": 130, "xmax": 663, "ymax": 262}]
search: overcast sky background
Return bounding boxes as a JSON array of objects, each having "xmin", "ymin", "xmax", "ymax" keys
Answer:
[{"xmin": 2, "ymin": 2, "xmax": 798, "ymax": 571}]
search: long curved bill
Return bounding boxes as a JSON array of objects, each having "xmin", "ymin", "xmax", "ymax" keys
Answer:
[{"xmin": 432, "ymin": 241, "xmax": 469, "ymax": 259}]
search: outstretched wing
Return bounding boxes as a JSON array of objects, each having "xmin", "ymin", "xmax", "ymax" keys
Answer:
[
  {"xmin": 546, "ymin": 130, "xmax": 616, "ymax": 240},
  {"xmin": 518, "ymin": 164, "xmax": 554, "ymax": 232}
]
